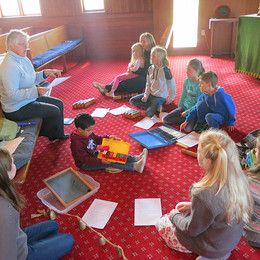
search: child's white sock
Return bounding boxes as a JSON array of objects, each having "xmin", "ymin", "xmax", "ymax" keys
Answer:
[{"xmin": 134, "ymin": 148, "xmax": 148, "ymax": 173}]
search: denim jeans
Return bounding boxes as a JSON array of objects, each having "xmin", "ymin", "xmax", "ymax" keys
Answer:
[
  {"xmin": 81, "ymin": 155, "xmax": 137, "ymax": 171},
  {"xmin": 130, "ymin": 94, "xmax": 166, "ymax": 117},
  {"xmin": 25, "ymin": 220, "xmax": 74, "ymax": 260},
  {"xmin": 163, "ymin": 107, "xmax": 185, "ymax": 125},
  {"xmin": 4, "ymin": 96, "xmax": 65, "ymax": 139},
  {"xmin": 205, "ymin": 113, "xmax": 225, "ymax": 128}
]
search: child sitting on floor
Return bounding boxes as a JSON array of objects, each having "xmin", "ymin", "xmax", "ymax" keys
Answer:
[
  {"xmin": 93, "ymin": 42, "xmax": 144, "ymax": 97},
  {"xmin": 70, "ymin": 113, "xmax": 148, "ymax": 173},
  {"xmin": 130, "ymin": 46, "xmax": 176, "ymax": 118},
  {"xmin": 163, "ymin": 58, "xmax": 204, "ymax": 125},
  {"xmin": 180, "ymin": 71, "xmax": 236, "ymax": 133},
  {"xmin": 244, "ymin": 135, "xmax": 260, "ymax": 248},
  {"xmin": 155, "ymin": 129, "xmax": 253, "ymax": 260}
]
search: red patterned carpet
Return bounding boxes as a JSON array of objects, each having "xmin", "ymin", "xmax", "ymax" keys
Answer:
[{"xmin": 19, "ymin": 56, "xmax": 260, "ymax": 260}]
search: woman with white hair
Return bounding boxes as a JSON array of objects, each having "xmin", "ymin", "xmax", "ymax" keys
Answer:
[{"xmin": 0, "ymin": 29, "xmax": 69, "ymax": 141}]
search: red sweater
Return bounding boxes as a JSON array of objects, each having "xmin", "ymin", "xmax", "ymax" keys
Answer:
[{"xmin": 70, "ymin": 130, "xmax": 108, "ymax": 168}]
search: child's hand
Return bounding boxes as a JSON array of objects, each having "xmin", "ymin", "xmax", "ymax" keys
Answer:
[
  {"xmin": 180, "ymin": 121, "xmax": 188, "ymax": 131},
  {"xmin": 175, "ymin": 202, "xmax": 191, "ymax": 213},
  {"xmin": 141, "ymin": 96, "xmax": 148, "ymax": 102},
  {"xmin": 110, "ymin": 135, "xmax": 121, "ymax": 140},
  {"xmin": 168, "ymin": 208, "xmax": 179, "ymax": 219},
  {"xmin": 181, "ymin": 111, "xmax": 186, "ymax": 117},
  {"xmin": 227, "ymin": 125, "xmax": 235, "ymax": 132},
  {"xmin": 102, "ymin": 159, "xmax": 110, "ymax": 164}
]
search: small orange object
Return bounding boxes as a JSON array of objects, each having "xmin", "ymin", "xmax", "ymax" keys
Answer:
[
  {"xmin": 181, "ymin": 149, "xmax": 197, "ymax": 158},
  {"xmin": 72, "ymin": 98, "xmax": 96, "ymax": 109}
]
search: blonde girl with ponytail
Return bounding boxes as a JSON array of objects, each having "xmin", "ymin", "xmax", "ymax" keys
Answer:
[{"xmin": 156, "ymin": 129, "xmax": 253, "ymax": 260}]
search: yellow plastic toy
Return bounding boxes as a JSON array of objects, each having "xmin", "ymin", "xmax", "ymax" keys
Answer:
[{"xmin": 97, "ymin": 138, "xmax": 130, "ymax": 164}]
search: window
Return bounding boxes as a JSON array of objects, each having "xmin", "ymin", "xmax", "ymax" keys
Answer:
[
  {"xmin": 173, "ymin": 0, "xmax": 199, "ymax": 48},
  {"xmin": 82, "ymin": 0, "xmax": 104, "ymax": 12},
  {"xmin": 0, "ymin": 0, "xmax": 41, "ymax": 17}
]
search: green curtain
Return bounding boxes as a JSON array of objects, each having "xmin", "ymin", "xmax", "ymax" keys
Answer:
[{"xmin": 235, "ymin": 15, "xmax": 260, "ymax": 78}]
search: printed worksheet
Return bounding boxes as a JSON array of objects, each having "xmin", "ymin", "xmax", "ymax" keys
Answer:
[
  {"xmin": 134, "ymin": 198, "xmax": 162, "ymax": 226},
  {"xmin": 48, "ymin": 76, "xmax": 71, "ymax": 88},
  {"xmin": 109, "ymin": 105, "xmax": 131, "ymax": 115},
  {"xmin": 82, "ymin": 199, "xmax": 118, "ymax": 229},
  {"xmin": 177, "ymin": 131, "xmax": 200, "ymax": 147},
  {"xmin": 134, "ymin": 116, "xmax": 158, "ymax": 130},
  {"xmin": 91, "ymin": 108, "xmax": 110, "ymax": 118}
]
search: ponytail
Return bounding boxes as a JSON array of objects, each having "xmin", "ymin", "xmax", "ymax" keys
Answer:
[{"xmin": 192, "ymin": 129, "xmax": 253, "ymax": 224}]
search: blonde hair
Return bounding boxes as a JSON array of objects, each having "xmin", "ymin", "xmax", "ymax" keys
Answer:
[
  {"xmin": 193, "ymin": 129, "xmax": 253, "ymax": 224},
  {"xmin": 151, "ymin": 45, "xmax": 169, "ymax": 67},
  {"xmin": 6, "ymin": 29, "xmax": 29, "ymax": 49},
  {"xmin": 139, "ymin": 32, "xmax": 156, "ymax": 50},
  {"xmin": 0, "ymin": 149, "xmax": 24, "ymax": 211},
  {"xmin": 130, "ymin": 42, "xmax": 144, "ymax": 64}
]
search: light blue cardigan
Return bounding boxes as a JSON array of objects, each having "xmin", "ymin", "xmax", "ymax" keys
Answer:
[{"xmin": 0, "ymin": 51, "xmax": 45, "ymax": 113}]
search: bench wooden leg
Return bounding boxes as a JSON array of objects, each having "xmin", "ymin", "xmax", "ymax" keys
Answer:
[
  {"xmin": 14, "ymin": 161, "xmax": 31, "ymax": 185},
  {"xmin": 62, "ymin": 55, "xmax": 68, "ymax": 73}
]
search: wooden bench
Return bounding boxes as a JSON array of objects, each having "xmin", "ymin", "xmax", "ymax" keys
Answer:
[{"xmin": 28, "ymin": 25, "xmax": 84, "ymax": 73}]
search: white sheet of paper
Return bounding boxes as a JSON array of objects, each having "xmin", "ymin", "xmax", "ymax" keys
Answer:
[
  {"xmin": 109, "ymin": 105, "xmax": 131, "ymax": 116},
  {"xmin": 91, "ymin": 108, "xmax": 110, "ymax": 118},
  {"xmin": 82, "ymin": 199, "xmax": 118, "ymax": 229},
  {"xmin": 177, "ymin": 131, "xmax": 200, "ymax": 147},
  {"xmin": 134, "ymin": 198, "xmax": 162, "ymax": 226},
  {"xmin": 0, "ymin": 137, "xmax": 24, "ymax": 154},
  {"xmin": 47, "ymin": 76, "xmax": 71, "ymax": 88},
  {"xmin": 134, "ymin": 116, "xmax": 159, "ymax": 130}
]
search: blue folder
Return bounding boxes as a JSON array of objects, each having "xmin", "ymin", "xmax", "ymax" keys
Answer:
[{"xmin": 129, "ymin": 125, "xmax": 181, "ymax": 149}]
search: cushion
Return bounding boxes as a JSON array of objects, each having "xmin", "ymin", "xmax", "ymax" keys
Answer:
[
  {"xmin": 0, "ymin": 118, "xmax": 20, "ymax": 141},
  {"xmin": 32, "ymin": 39, "xmax": 82, "ymax": 68}
]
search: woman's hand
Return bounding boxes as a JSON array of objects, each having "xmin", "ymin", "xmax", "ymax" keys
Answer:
[
  {"xmin": 175, "ymin": 202, "xmax": 191, "ymax": 213},
  {"xmin": 44, "ymin": 69, "xmax": 62, "ymax": 78},
  {"xmin": 37, "ymin": 87, "xmax": 49, "ymax": 96}
]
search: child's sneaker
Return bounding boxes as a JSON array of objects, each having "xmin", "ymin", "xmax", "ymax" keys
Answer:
[
  {"xmin": 136, "ymin": 148, "xmax": 148, "ymax": 161},
  {"xmin": 134, "ymin": 149, "xmax": 148, "ymax": 173}
]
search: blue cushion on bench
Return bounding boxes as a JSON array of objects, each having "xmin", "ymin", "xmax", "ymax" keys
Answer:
[{"xmin": 32, "ymin": 38, "xmax": 82, "ymax": 68}]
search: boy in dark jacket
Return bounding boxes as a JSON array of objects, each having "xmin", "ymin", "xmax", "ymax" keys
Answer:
[
  {"xmin": 70, "ymin": 113, "xmax": 148, "ymax": 172},
  {"xmin": 180, "ymin": 71, "xmax": 236, "ymax": 132}
]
